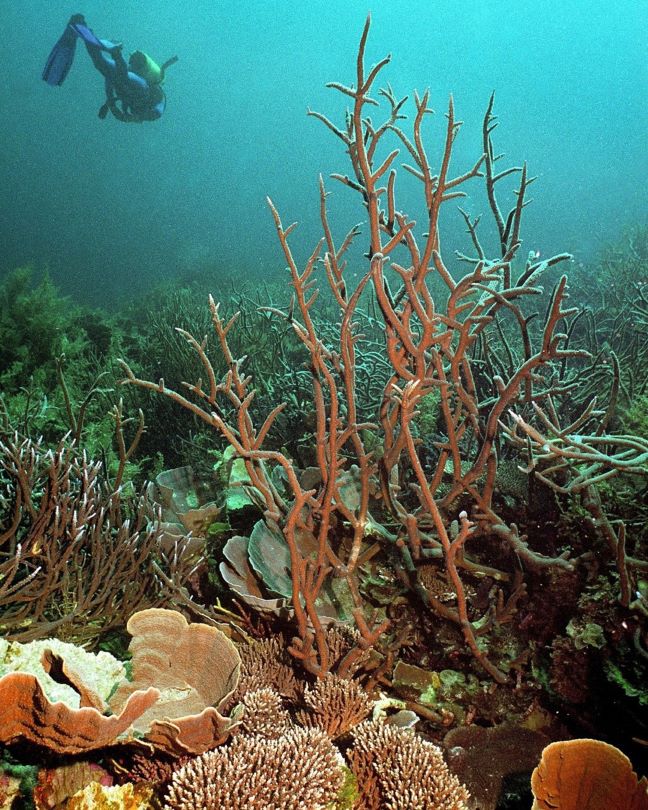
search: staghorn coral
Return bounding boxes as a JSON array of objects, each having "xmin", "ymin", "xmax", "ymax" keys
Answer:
[
  {"xmin": 295, "ymin": 674, "xmax": 373, "ymax": 738},
  {"xmin": 531, "ymin": 738, "xmax": 648, "ymax": 810},
  {"xmin": 347, "ymin": 721, "xmax": 470, "ymax": 810},
  {"xmin": 164, "ymin": 727, "xmax": 345, "ymax": 810},
  {"xmin": 239, "ymin": 687, "xmax": 292, "ymax": 739}
]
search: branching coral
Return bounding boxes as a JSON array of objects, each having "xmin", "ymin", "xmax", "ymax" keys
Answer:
[
  {"xmin": 234, "ymin": 636, "xmax": 302, "ymax": 701},
  {"xmin": 295, "ymin": 673, "xmax": 373, "ymax": 738},
  {"xmin": 239, "ymin": 687, "xmax": 292, "ymax": 739},
  {"xmin": 0, "ymin": 429, "xmax": 195, "ymax": 645},
  {"xmin": 347, "ymin": 721, "xmax": 470, "ymax": 810},
  {"xmin": 118, "ymin": 15, "xmax": 607, "ymax": 685},
  {"xmin": 164, "ymin": 727, "xmax": 345, "ymax": 810}
]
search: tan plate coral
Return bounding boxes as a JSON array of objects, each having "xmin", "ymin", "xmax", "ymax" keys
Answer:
[
  {"xmin": 110, "ymin": 608, "xmax": 241, "ymax": 755},
  {"xmin": 0, "ymin": 608, "xmax": 241, "ymax": 756}
]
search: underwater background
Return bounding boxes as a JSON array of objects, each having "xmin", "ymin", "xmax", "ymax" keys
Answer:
[
  {"xmin": 1, "ymin": 2, "xmax": 648, "ymax": 808},
  {"xmin": 1, "ymin": 0, "xmax": 646, "ymax": 304}
]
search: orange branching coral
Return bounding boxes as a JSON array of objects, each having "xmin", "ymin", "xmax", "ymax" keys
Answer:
[
  {"xmin": 531, "ymin": 738, "xmax": 648, "ymax": 810},
  {"xmin": 295, "ymin": 674, "xmax": 373, "ymax": 738},
  {"xmin": 109, "ymin": 608, "xmax": 241, "ymax": 756},
  {"xmin": 0, "ymin": 672, "xmax": 159, "ymax": 755},
  {"xmin": 348, "ymin": 721, "xmax": 470, "ymax": 810},
  {"xmin": 240, "ymin": 687, "xmax": 292, "ymax": 739},
  {"xmin": 164, "ymin": 727, "xmax": 345, "ymax": 810}
]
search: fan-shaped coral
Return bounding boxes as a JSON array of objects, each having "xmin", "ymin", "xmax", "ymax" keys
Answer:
[
  {"xmin": 0, "ymin": 608, "xmax": 241, "ymax": 755},
  {"xmin": 0, "ymin": 671, "xmax": 159, "ymax": 755},
  {"xmin": 531, "ymin": 738, "xmax": 648, "ymax": 810},
  {"xmin": 109, "ymin": 608, "xmax": 241, "ymax": 756}
]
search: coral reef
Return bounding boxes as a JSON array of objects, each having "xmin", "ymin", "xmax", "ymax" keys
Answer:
[
  {"xmin": 295, "ymin": 673, "xmax": 374, "ymax": 738},
  {"xmin": 120, "ymin": 17, "xmax": 646, "ymax": 703},
  {"xmin": 0, "ymin": 13, "xmax": 646, "ymax": 810},
  {"xmin": 0, "ymin": 670, "xmax": 158, "ymax": 755},
  {"xmin": 0, "ymin": 608, "xmax": 240, "ymax": 755},
  {"xmin": 109, "ymin": 608, "xmax": 241, "ymax": 756}
]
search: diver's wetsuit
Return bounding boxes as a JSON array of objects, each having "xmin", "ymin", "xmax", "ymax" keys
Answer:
[{"xmin": 83, "ymin": 39, "xmax": 165, "ymax": 122}]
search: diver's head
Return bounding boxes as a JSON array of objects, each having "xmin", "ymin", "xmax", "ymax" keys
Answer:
[{"xmin": 128, "ymin": 51, "xmax": 162, "ymax": 84}]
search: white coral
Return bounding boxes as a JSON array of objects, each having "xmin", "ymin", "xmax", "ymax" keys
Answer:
[{"xmin": 0, "ymin": 638, "xmax": 125, "ymax": 709}]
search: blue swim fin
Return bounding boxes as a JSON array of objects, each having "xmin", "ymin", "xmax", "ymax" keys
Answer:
[
  {"xmin": 42, "ymin": 22, "xmax": 80, "ymax": 86},
  {"xmin": 42, "ymin": 15, "xmax": 108, "ymax": 86}
]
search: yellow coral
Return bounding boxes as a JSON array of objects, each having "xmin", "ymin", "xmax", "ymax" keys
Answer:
[{"xmin": 65, "ymin": 782, "xmax": 154, "ymax": 810}]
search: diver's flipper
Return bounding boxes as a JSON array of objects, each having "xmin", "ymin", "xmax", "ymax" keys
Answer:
[
  {"xmin": 42, "ymin": 23, "xmax": 79, "ymax": 86},
  {"xmin": 42, "ymin": 16, "xmax": 112, "ymax": 86},
  {"xmin": 69, "ymin": 21, "xmax": 107, "ymax": 50}
]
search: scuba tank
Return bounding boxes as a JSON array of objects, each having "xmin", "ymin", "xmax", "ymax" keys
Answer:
[{"xmin": 129, "ymin": 50, "xmax": 178, "ymax": 84}]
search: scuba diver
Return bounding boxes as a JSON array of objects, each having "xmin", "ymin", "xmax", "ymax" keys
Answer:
[{"xmin": 42, "ymin": 14, "xmax": 178, "ymax": 123}]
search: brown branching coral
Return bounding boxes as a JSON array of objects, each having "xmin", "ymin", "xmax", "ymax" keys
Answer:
[
  {"xmin": 295, "ymin": 673, "xmax": 373, "ymax": 738},
  {"xmin": 234, "ymin": 636, "xmax": 302, "ymax": 702},
  {"xmin": 347, "ymin": 721, "xmax": 470, "ymax": 810},
  {"xmin": 164, "ymin": 727, "xmax": 345, "ymax": 810},
  {"xmin": 119, "ymin": 14, "xmax": 607, "ymax": 686},
  {"xmin": 108, "ymin": 749, "xmax": 190, "ymax": 789},
  {"xmin": 0, "ymin": 432, "xmax": 194, "ymax": 645}
]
